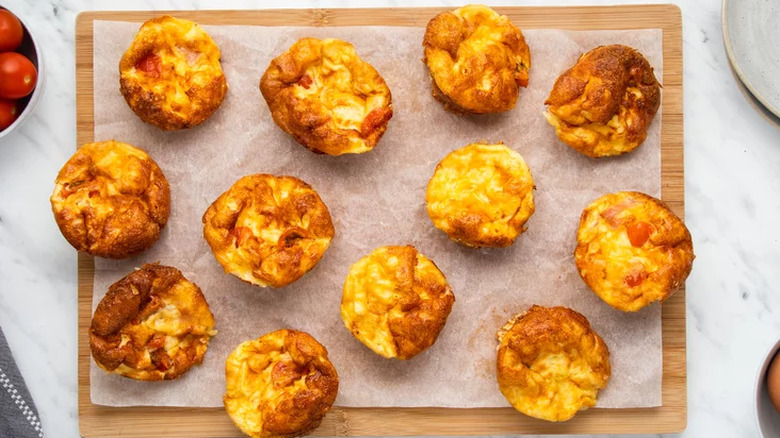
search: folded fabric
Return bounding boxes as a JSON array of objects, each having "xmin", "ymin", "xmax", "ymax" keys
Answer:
[{"xmin": 0, "ymin": 327, "xmax": 43, "ymax": 438}]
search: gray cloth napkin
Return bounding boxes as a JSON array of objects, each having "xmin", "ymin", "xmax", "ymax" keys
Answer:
[{"xmin": 0, "ymin": 327, "xmax": 43, "ymax": 438}]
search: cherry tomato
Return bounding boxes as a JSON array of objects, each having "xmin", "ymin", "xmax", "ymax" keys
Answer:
[
  {"xmin": 624, "ymin": 271, "xmax": 647, "ymax": 287},
  {"xmin": 627, "ymin": 221, "xmax": 652, "ymax": 247},
  {"xmin": 297, "ymin": 74, "xmax": 313, "ymax": 89},
  {"xmin": 360, "ymin": 107, "xmax": 392, "ymax": 137},
  {"xmin": 0, "ymin": 98, "xmax": 18, "ymax": 130},
  {"xmin": 230, "ymin": 226, "xmax": 253, "ymax": 248},
  {"xmin": 0, "ymin": 10, "xmax": 23, "ymax": 52},
  {"xmin": 0, "ymin": 52, "xmax": 37, "ymax": 99},
  {"xmin": 135, "ymin": 53, "xmax": 161, "ymax": 78}
]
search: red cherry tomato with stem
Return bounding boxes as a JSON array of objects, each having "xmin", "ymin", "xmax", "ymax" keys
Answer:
[{"xmin": 0, "ymin": 52, "xmax": 37, "ymax": 99}]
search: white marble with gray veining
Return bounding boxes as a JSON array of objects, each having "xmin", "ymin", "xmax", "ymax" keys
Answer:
[{"xmin": 0, "ymin": 0, "xmax": 776, "ymax": 436}]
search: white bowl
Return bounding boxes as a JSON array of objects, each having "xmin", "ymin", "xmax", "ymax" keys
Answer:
[
  {"xmin": 756, "ymin": 338, "xmax": 780, "ymax": 437},
  {"xmin": 0, "ymin": 6, "xmax": 45, "ymax": 141}
]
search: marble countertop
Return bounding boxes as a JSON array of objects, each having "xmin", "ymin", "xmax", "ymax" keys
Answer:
[{"xmin": 0, "ymin": 0, "xmax": 776, "ymax": 436}]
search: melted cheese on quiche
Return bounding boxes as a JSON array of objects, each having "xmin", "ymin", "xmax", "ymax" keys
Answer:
[
  {"xmin": 261, "ymin": 37, "xmax": 392, "ymax": 155},
  {"xmin": 292, "ymin": 39, "xmax": 388, "ymax": 135},
  {"xmin": 496, "ymin": 306, "xmax": 610, "ymax": 422},
  {"xmin": 202, "ymin": 174, "xmax": 334, "ymax": 288},
  {"xmin": 423, "ymin": 4, "xmax": 530, "ymax": 113},
  {"xmin": 224, "ymin": 330, "xmax": 338, "ymax": 438},
  {"xmin": 122, "ymin": 280, "xmax": 216, "ymax": 371},
  {"xmin": 426, "ymin": 143, "xmax": 535, "ymax": 247},
  {"xmin": 544, "ymin": 45, "xmax": 660, "ymax": 157},
  {"xmin": 575, "ymin": 191, "xmax": 694, "ymax": 311},
  {"xmin": 89, "ymin": 264, "xmax": 215, "ymax": 381},
  {"xmin": 50, "ymin": 140, "xmax": 170, "ymax": 258},
  {"xmin": 544, "ymin": 85, "xmax": 645, "ymax": 156},
  {"xmin": 51, "ymin": 141, "xmax": 152, "ymax": 209},
  {"xmin": 225, "ymin": 340, "xmax": 305, "ymax": 435},
  {"xmin": 119, "ymin": 15, "xmax": 227, "ymax": 130},
  {"xmin": 341, "ymin": 245, "xmax": 454, "ymax": 359}
]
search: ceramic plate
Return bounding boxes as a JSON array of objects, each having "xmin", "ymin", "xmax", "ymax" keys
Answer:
[
  {"xmin": 729, "ymin": 62, "xmax": 780, "ymax": 130},
  {"xmin": 723, "ymin": 0, "xmax": 780, "ymax": 118}
]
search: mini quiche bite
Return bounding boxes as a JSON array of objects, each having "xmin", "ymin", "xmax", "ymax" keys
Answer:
[
  {"xmin": 120, "ymin": 15, "xmax": 228, "ymax": 131},
  {"xmin": 89, "ymin": 263, "xmax": 216, "ymax": 380},
  {"xmin": 575, "ymin": 191, "xmax": 694, "ymax": 312},
  {"xmin": 544, "ymin": 45, "xmax": 661, "ymax": 157},
  {"xmin": 426, "ymin": 143, "xmax": 535, "ymax": 247},
  {"xmin": 202, "ymin": 174, "xmax": 334, "ymax": 288},
  {"xmin": 224, "ymin": 330, "xmax": 339, "ymax": 438},
  {"xmin": 423, "ymin": 4, "xmax": 531, "ymax": 114},
  {"xmin": 497, "ymin": 305, "xmax": 611, "ymax": 422},
  {"xmin": 51, "ymin": 140, "xmax": 170, "ymax": 259},
  {"xmin": 260, "ymin": 38, "xmax": 393, "ymax": 156},
  {"xmin": 341, "ymin": 245, "xmax": 455, "ymax": 360}
]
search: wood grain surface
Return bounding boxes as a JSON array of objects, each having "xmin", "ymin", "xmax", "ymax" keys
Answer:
[{"xmin": 76, "ymin": 5, "xmax": 685, "ymax": 436}]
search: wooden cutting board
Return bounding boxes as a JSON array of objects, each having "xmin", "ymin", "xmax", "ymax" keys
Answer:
[{"xmin": 76, "ymin": 5, "xmax": 684, "ymax": 436}]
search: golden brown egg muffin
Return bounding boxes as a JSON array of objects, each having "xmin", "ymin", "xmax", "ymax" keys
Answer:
[
  {"xmin": 89, "ymin": 263, "xmax": 216, "ymax": 380},
  {"xmin": 202, "ymin": 174, "xmax": 334, "ymax": 288},
  {"xmin": 426, "ymin": 142, "xmax": 535, "ymax": 247},
  {"xmin": 575, "ymin": 191, "xmax": 694, "ymax": 312},
  {"xmin": 544, "ymin": 45, "xmax": 661, "ymax": 157},
  {"xmin": 422, "ymin": 4, "xmax": 531, "ymax": 115},
  {"xmin": 224, "ymin": 329, "xmax": 339, "ymax": 438},
  {"xmin": 260, "ymin": 38, "xmax": 393, "ymax": 156},
  {"xmin": 50, "ymin": 140, "xmax": 170, "ymax": 259},
  {"xmin": 119, "ymin": 15, "xmax": 228, "ymax": 131},
  {"xmin": 496, "ymin": 305, "xmax": 611, "ymax": 422},
  {"xmin": 341, "ymin": 245, "xmax": 455, "ymax": 360}
]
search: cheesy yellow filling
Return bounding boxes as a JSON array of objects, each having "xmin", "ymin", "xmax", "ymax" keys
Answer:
[
  {"xmin": 123, "ymin": 17, "xmax": 225, "ymax": 118},
  {"xmin": 291, "ymin": 39, "xmax": 389, "ymax": 135},
  {"xmin": 340, "ymin": 247, "xmax": 452, "ymax": 358},
  {"xmin": 426, "ymin": 143, "xmax": 535, "ymax": 245},
  {"xmin": 224, "ymin": 335, "xmax": 312, "ymax": 436}
]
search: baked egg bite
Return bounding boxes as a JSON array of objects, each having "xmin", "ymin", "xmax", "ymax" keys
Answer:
[
  {"xmin": 341, "ymin": 245, "xmax": 455, "ymax": 360},
  {"xmin": 224, "ymin": 329, "xmax": 338, "ymax": 438},
  {"xmin": 119, "ymin": 15, "xmax": 228, "ymax": 131},
  {"xmin": 426, "ymin": 142, "xmax": 535, "ymax": 247},
  {"xmin": 50, "ymin": 140, "xmax": 170, "ymax": 259},
  {"xmin": 260, "ymin": 38, "xmax": 393, "ymax": 156},
  {"xmin": 422, "ymin": 4, "xmax": 531, "ymax": 114},
  {"xmin": 544, "ymin": 45, "xmax": 661, "ymax": 157},
  {"xmin": 496, "ymin": 305, "xmax": 611, "ymax": 422},
  {"xmin": 89, "ymin": 263, "xmax": 216, "ymax": 380},
  {"xmin": 202, "ymin": 174, "xmax": 334, "ymax": 288},
  {"xmin": 574, "ymin": 191, "xmax": 694, "ymax": 312}
]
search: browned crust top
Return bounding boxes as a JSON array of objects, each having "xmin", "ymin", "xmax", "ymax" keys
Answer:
[
  {"xmin": 545, "ymin": 44, "xmax": 661, "ymax": 156},
  {"xmin": 89, "ymin": 263, "xmax": 215, "ymax": 381},
  {"xmin": 574, "ymin": 191, "xmax": 695, "ymax": 311},
  {"xmin": 423, "ymin": 5, "xmax": 531, "ymax": 114},
  {"xmin": 224, "ymin": 329, "xmax": 339, "ymax": 438},
  {"xmin": 384, "ymin": 246, "xmax": 455, "ymax": 359},
  {"xmin": 496, "ymin": 305, "xmax": 611, "ymax": 421},
  {"xmin": 341, "ymin": 245, "xmax": 456, "ymax": 360},
  {"xmin": 119, "ymin": 15, "xmax": 228, "ymax": 131},
  {"xmin": 260, "ymin": 38, "xmax": 393, "ymax": 155},
  {"xmin": 202, "ymin": 174, "xmax": 335, "ymax": 288},
  {"xmin": 50, "ymin": 140, "xmax": 170, "ymax": 259}
]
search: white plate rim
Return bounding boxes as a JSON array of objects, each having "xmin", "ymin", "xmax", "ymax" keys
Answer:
[{"xmin": 722, "ymin": 0, "xmax": 780, "ymax": 119}]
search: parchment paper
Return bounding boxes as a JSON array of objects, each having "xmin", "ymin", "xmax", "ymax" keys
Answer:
[{"xmin": 91, "ymin": 21, "xmax": 663, "ymax": 408}]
